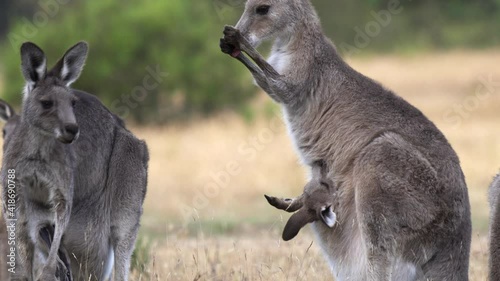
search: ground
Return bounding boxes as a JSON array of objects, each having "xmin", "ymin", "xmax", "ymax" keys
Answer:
[{"xmin": 2, "ymin": 49, "xmax": 500, "ymax": 280}]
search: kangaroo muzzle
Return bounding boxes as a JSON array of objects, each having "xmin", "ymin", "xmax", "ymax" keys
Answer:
[{"xmin": 58, "ymin": 123, "xmax": 79, "ymax": 144}]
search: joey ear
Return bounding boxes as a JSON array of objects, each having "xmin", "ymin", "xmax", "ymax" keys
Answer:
[
  {"xmin": 282, "ymin": 208, "xmax": 316, "ymax": 241},
  {"xmin": 51, "ymin": 41, "xmax": 88, "ymax": 87},
  {"xmin": 319, "ymin": 205, "xmax": 336, "ymax": 228},
  {"xmin": 0, "ymin": 99, "xmax": 14, "ymax": 122},
  {"xmin": 20, "ymin": 42, "xmax": 47, "ymax": 85}
]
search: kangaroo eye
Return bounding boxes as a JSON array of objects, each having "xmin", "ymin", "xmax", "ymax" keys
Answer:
[
  {"xmin": 71, "ymin": 100, "xmax": 76, "ymax": 108},
  {"xmin": 256, "ymin": 5, "xmax": 270, "ymax": 15},
  {"xmin": 40, "ymin": 100, "xmax": 54, "ymax": 110}
]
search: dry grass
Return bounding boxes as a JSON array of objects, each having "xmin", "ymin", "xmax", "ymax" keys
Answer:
[
  {"xmin": 2, "ymin": 49, "xmax": 500, "ymax": 280},
  {"xmin": 131, "ymin": 233, "xmax": 489, "ymax": 281},
  {"xmin": 130, "ymin": 49, "xmax": 500, "ymax": 280}
]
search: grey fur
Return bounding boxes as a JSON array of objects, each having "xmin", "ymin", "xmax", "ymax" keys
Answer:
[
  {"xmin": 0, "ymin": 100, "xmax": 19, "ymax": 280},
  {"xmin": 0, "ymin": 100, "xmax": 20, "ymax": 150},
  {"xmin": 0, "ymin": 99, "xmax": 72, "ymax": 281},
  {"xmin": 221, "ymin": 0, "xmax": 471, "ymax": 280},
  {"xmin": 1, "ymin": 42, "xmax": 148, "ymax": 281},
  {"xmin": 489, "ymin": 173, "xmax": 500, "ymax": 281}
]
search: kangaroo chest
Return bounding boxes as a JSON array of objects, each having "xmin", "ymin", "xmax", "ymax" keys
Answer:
[
  {"xmin": 282, "ymin": 108, "xmax": 341, "ymax": 171},
  {"xmin": 268, "ymin": 48, "xmax": 291, "ymax": 75},
  {"xmin": 16, "ymin": 152, "xmax": 74, "ymax": 208}
]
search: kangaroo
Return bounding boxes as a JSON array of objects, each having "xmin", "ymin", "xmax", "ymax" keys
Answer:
[
  {"xmin": 1, "ymin": 42, "xmax": 149, "ymax": 281},
  {"xmin": 0, "ymin": 100, "xmax": 18, "ymax": 280},
  {"xmin": 220, "ymin": 0, "xmax": 471, "ymax": 280},
  {"xmin": 0, "ymin": 100, "xmax": 20, "ymax": 149},
  {"xmin": 0, "ymin": 99, "xmax": 72, "ymax": 281},
  {"xmin": 0, "ymin": 42, "xmax": 86, "ymax": 281},
  {"xmin": 489, "ymin": 173, "xmax": 500, "ymax": 281}
]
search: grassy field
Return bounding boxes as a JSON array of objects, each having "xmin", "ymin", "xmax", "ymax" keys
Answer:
[{"xmin": 2, "ymin": 49, "xmax": 500, "ymax": 280}]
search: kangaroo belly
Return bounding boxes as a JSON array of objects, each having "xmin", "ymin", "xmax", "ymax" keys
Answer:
[
  {"xmin": 312, "ymin": 222, "xmax": 421, "ymax": 281},
  {"xmin": 312, "ymin": 221, "xmax": 368, "ymax": 281},
  {"xmin": 310, "ymin": 188, "xmax": 369, "ymax": 281}
]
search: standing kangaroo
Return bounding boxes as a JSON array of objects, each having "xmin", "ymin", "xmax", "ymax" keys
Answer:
[
  {"xmin": 1, "ymin": 42, "xmax": 85, "ymax": 281},
  {"xmin": 1, "ymin": 42, "xmax": 148, "ymax": 281},
  {"xmin": 489, "ymin": 173, "xmax": 500, "ymax": 281},
  {"xmin": 0, "ymin": 99, "xmax": 72, "ymax": 281},
  {"xmin": 220, "ymin": 0, "xmax": 471, "ymax": 280},
  {"xmin": 0, "ymin": 100, "xmax": 19, "ymax": 280}
]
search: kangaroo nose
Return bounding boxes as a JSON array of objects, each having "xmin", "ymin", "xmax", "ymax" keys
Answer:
[{"xmin": 64, "ymin": 123, "xmax": 79, "ymax": 137}]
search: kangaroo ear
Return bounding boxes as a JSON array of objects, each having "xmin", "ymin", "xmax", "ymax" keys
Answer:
[
  {"xmin": 319, "ymin": 205, "xmax": 336, "ymax": 228},
  {"xmin": 51, "ymin": 41, "xmax": 88, "ymax": 87},
  {"xmin": 0, "ymin": 99, "xmax": 15, "ymax": 123},
  {"xmin": 282, "ymin": 208, "xmax": 316, "ymax": 241},
  {"xmin": 20, "ymin": 42, "xmax": 47, "ymax": 86}
]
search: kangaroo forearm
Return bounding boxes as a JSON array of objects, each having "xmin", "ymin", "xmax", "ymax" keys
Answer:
[
  {"xmin": 251, "ymin": 72, "xmax": 292, "ymax": 104},
  {"xmin": 236, "ymin": 52, "xmax": 293, "ymax": 104},
  {"xmin": 221, "ymin": 26, "xmax": 296, "ymax": 104},
  {"xmin": 237, "ymin": 37, "xmax": 280, "ymax": 79},
  {"xmin": 235, "ymin": 52, "xmax": 274, "ymax": 93},
  {"xmin": 268, "ymin": 79, "xmax": 298, "ymax": 105},
  {"xmin": 235, "ymin": 52, "xmax": 261, "ymax": 75}
]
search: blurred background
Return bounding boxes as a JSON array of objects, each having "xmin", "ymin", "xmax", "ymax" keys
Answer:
[{"xmin": 0, "ymin": 0, "xmax": 499, "ymax": 279}]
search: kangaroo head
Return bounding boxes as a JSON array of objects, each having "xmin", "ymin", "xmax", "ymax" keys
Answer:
[
  {"xmin": 20, "ymin": 41, "xmax": 88, "ymax": 144},
  {"xmin": 0, "ymin": 99, "xmax": 20, "ymax": 146},
  {"xmin": 282, "ymin": 185, "xmax": 336, "ymax": 241},
  {"xmin": 235, "ymin": 0, "xmax": 314, "ymax": 48}
]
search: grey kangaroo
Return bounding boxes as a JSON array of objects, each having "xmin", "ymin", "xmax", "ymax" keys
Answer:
[
  {"xmin": 0, "ymin": 100, "xmax": 20, "ymax": 149},
  {"xmin": 220, "ymin": 0, "xmax": 471, "ymax": 280},
  {"xmin": 489, "ymin": 173, "xmax": 500, "ymax": 281},
  {"xmin": 0, "ymin": 99, "xmax": 72, "ymax": 281},
  {"xmin": 1, "ymin": 42, "xmax": 85, "ymax": 281},
  {"xmin": 1, "ymin": 42, "xmax": 148, "ymax": 281},
  {"xmin": 0, "ymin": 100, "xmax": 19, "ymax": 280}
]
